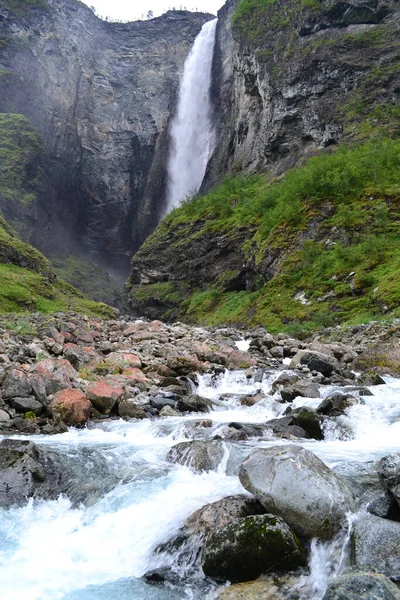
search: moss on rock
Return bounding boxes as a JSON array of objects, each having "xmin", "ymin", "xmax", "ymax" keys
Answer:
[{"xmin": 201, "ymin": 514, "xmax": 306, "ymax": 582}]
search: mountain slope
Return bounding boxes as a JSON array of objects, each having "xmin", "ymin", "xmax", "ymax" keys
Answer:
[{"xmin": 126, "ymin": 137, "xmax": 400, "ymax": 332}]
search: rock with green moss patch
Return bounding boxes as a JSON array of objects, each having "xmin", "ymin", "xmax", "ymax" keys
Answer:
[
  {"xmin": 201, "ymin": 513, "xmax": 306, "ymax": 582},
  {"xmin": 239, "ymin": 445, "xmax": 354, "ymax": 539}
]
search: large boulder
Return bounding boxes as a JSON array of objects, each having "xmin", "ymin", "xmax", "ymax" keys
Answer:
[
  {"xmin": 201, "ymin": 514, "xmax": 306, "ymax": 582},
  {"xmin": 0, "ymin": 439, "xmax": 66, "ymax": 508},
  {"xmin": 322, "ymin": 572, "xmax": 400, "ymax": 600},
  {"xmin": 290, "ymin": 350, "xmax": 338, "ymax": 376},
  {"xmin": 351, "ymin": 514, "xmax": 400, "ymax": 577},
  {"xmin": 166, "ymin": 440, "xmax": 226, "ymax": 473},
  {"xmin": 239, "ymin": 445, "xmax": 354, "ymax": 539},
  {"xmin": 49, "ymin": 388, "xmax": 92, "ymax": 426}
]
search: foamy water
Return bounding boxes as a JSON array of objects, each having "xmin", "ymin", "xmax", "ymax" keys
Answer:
[{"xmin": 1, "ymin": 369, "xmax": 400, "ymax": 599}]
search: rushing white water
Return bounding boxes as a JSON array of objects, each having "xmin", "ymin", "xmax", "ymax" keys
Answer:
[
  {"xmin": 164, "ymin": 19, "xmax": 217, "ymax": 214},
  {"xmin": 2, "ymin": 369, "xmax": 400, "ymax": 600}
]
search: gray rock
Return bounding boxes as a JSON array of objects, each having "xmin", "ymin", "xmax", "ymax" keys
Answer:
[
  {"xmin": 2, "ymin": 368, "xmax": 32, "ymax": 399},
  {"xmin": 322, "ymin": 572, "xmax": 400, "ymax": 600},
  {"xmin": 351, "ymin": 514, "xmax": 400, "ymax": 577},
  {"xmin": 367, "ymin": 492, "xmax": 400, "ymax": 521},
  {"xmin": 266, "ymin": 415, "xmax": 309, "ymax": 439},
  {"xmin": 0, "ymin": 439, "xmax": 66, "ymax": 508},
  {"xmin": 10, "ymin": 396, "xmax": 43, "ymax": 416},
  {"xmin": 0, "ymin": 409, "xmax": 10, "ymax": 422},
  {"xmin": 118, "ymin": 399, "xmax": 147, "ymax": 419},
  {"xmin": 159, "ymin": 405, "xmax": 180, "ymax": 417},
  {"xmin": 239, "ymin": 445, "xmax": 354, "ymax": 539},
  {"xmin": 377, "ymin": 454, "xmax": 400, "ymax": 509},
  {"xmin": 177, "ymin": 394, "xmax": 212, "ymax": 413},
  {"xmin": 185, "ymin": 494, "xmax": 265, "ymax": 536},
  {"xmin": 290, "ymin": 350, "xmax": 338, "ymax": 376},
  {"xmin": 280, "ymin": 380, "xmax": 321, "ymax": 403},
  {"xmin": 201, "ymin": 514, "xmax": 306, "ymax": 582},
  {"xmin": 317, "ymin": 393, "xmax": 358, "ymax": 416},
  {"xmin": 150, "ymin": 395, "xmax": 178, "ymax": 410},
  {"xmin": 167, "ymin": 440, "xmax": 226, "ymax": 473}
]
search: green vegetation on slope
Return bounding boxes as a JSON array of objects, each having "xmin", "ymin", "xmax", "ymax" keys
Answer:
[
  {"xmin": 0, "ymin": 211, "xmax": 52, "ymax": 275},
  {"xmin": 128, "ymin": 137, "xmax": 400, "ymax": 333},
  {"xmin": 232, "ymin": 0, "xmax": 321, "ymax": 44},
  {"xmin": 0, "ymin": 263, "xmax": 115, "ymax": 317},
  {"xmin": 49, "ymin": 253, "xmax": 122, "ymax": 307},
  {"xmin": 0, "ymin": 214, "xmax": 115, "ymax": 317}
]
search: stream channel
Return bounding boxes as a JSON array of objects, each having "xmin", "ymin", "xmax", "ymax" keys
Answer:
[{"xmin": 2, "ymin": 368, "xmax": 400, "ymax": 600}]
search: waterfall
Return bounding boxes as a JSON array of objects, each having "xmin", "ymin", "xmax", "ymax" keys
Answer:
[{"xmin": 164, "ymin": 18, "xmax": 218, "ymax": 214}]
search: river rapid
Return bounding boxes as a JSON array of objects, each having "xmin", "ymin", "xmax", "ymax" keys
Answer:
[{"xmin": 2, "ymin": 369, "xmax": 400, "ymax": 600}]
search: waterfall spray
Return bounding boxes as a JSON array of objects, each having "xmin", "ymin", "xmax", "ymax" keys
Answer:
[{"xmin": 164, "ymin": 18, "xmax": 218, "ymax": 214}]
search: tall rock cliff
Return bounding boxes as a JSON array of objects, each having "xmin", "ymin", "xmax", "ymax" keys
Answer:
[
  {"xmin": 206, "ymin": 0, "xmax": 399, "ymax": 183},
  {"xmin": 0, "ymin": 0, "xmax": 212, "ymax": 274},
  {"xmin": 127, "ymin": 0, "xmax": 400, "ymax": 331}
]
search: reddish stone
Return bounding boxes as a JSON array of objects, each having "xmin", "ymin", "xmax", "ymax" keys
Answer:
[
  {"xmin": 107, "ymin": 352, "xmax": 142, "ymax": 370},
  {"xmin": 122, "ymin": 367, "xmax": 148, "ymax": 383},
  {"xmin": 123, "ymin": 323, "xmax": 147, "ymax": 336},
  {"xmin": 33, "ymin": 358, "xmax": 56, "ymax": 376},
  {"xmin": 86, "ymin": 381, "xmax": 124, "ymax": 414},
  {"xmin": 226, "ymin": 350, "xmax": 257, "ymax": 369},
  {"xmin": 149, "ymin": 320, "xmax": 165, "ymax": 332},
  {"xmin": 49, "ymin": 389, "xmax": 92, "ymax": 426},
  {"xmin": 31, "ymin": 358, "xmax": 76, "ymax": 395}
]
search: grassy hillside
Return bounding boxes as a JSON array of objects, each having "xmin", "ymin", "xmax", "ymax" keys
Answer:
[
  {"xmin": 127, "ymin": 136, "xmax": 400, "ymax": 333},
  {"xmin": 0, "ymin": 212, "xmax": 115, "ymax": 317}
]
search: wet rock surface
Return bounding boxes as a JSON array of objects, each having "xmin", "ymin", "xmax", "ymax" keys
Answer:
[
  {"xmin": 201, "ymin": 514, "xmax": 306, "ymax": 582},
  {"xmin": 322, "ymin": 572, "xmax": 400, "ymax": 600},
  {"xmin": 0, "ymin": 438, "xmax": 67, "ymax": 508},
  {"xmin": 351, "ymin": 514, "xmax": 400, "ymax": 577},
  {"xmin": 239, "ymin": 445, "xmax": 354, "ymax": 539},
  {"xmin": 166, "ymin": 440, "xmax": 226, "ymax": 473}
]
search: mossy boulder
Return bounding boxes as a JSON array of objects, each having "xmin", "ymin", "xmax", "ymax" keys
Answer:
[
  {"xmin": 239, "ymin": 445, "xmax": 355, "ymax": 540},
  {"xmin": 200, "ymin": 514, "xmax": 306, "ymax": 582}
]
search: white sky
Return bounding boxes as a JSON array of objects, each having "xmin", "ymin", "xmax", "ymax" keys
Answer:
[{"xmin": 83, "ymin": 0, "xmax": 224, "ymax": 21}]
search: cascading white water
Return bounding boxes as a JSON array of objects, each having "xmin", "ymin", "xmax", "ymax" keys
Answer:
[
  {"xmin": 164, "ymin": 19, "xmax": 218, "ymax": 214},
  {"xmin": 3, "ymin": 369, "xmax": 400, "ymax": 600}
]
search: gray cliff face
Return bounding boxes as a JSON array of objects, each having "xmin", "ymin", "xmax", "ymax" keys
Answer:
[
  {"xmin": 206, "ymin": 0, "xmax": 399, "ymax": 185},
  {"xmin": 0, "ymin": 0, "xmax": 212, "ymax": 274}
]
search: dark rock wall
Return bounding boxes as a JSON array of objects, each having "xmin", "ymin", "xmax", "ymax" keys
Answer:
[
  {"xmin": 0, "ymin": 0, "xmax": 212, "ymax": 274},
  {"xmin": 205, "ymin": 0, "xmax": 400, "ymax": 187}
]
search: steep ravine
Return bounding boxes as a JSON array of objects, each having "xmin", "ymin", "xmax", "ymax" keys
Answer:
[{"xmin": 0, "ymin": 0, "xmax": 212, "ymax": 274}]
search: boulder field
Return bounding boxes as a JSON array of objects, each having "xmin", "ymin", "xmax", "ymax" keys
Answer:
[{"xmin": 1, "ymin": 313, "xmax": 398, "ymax": 435}]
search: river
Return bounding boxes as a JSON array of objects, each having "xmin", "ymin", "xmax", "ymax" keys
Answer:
[{"xmin": 1, "ymin": 369, "xmax": 400, "ymax": 600}]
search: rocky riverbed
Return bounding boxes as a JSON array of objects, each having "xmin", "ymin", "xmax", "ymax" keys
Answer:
[{"xmin": 1, "ymin": 313, "xmax": 400, "ymax": 600}]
